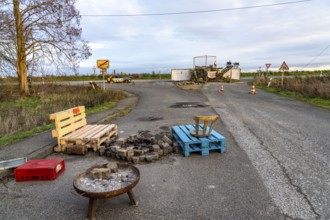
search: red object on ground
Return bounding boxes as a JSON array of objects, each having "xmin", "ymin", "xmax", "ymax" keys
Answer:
[{"xmin": 14, "ymin": 158, "xmax": 65, "ymax": 182}]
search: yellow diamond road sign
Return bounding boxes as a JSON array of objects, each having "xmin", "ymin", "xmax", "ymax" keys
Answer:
[
  {"xmin": 279, "ymin": 61, "xmax": 289, "ymax": 71},
  {"xmin": 97, "ymin": 60, "xmax": 110, "ymax": 69}
]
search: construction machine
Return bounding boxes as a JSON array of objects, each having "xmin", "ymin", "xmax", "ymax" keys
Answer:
[{"xmin": 192, "ymin": 56, "xmax": 240, "ymax": 82}]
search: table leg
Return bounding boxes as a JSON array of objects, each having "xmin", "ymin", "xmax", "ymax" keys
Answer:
[
  {"xmin": 127, "ymin": 190, "xmax": 138, "ymax": 206},
  {"xmin": 87, "ymin": 198, "xmax": 97, "ymax": 220}
]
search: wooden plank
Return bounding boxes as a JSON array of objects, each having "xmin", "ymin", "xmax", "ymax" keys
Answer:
[
  {"xmin": 183, "ymin": 125, "xmax": 201, "ymax": 142},
  {"xmin": 85, "ymin": 125, "xmax": 112, "ymax": 138},
  {"xmin": 73, "ymin": 125, "xmax": 109, "ymax": 139},
  {"xmin": 50, "ymin": 106, "xmax": 85, "ymax": 120},
  {"xmin": 56, "ymin": 118, "xmax": 87, "ymax": 138},
  {"xmin": 63, "ymin": 124, "xmax": 117, "ymax": 141},
  {"xmin": 172, "ymin": 126, "xmax": 191, "ymax": 143},
  {"xmin": 210, "ymin": 129, "xmax": 225, "ymax": 140},
  {"xmin": 55, "ymin": 113, "xmax": 86, "ymax": 128}
]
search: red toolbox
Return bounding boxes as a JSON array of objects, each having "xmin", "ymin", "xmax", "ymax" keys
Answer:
[{"xmin": 14, "ymin": 158, "xmax": 65, "ymax": 182}]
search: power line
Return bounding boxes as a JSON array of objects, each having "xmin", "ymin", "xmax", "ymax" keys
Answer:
[
  {"xmin": 302, "ymin": 44, "xmax": 330, "ymax": 69},
  {"xmin": 81, "ymin": 0, "xmax": 311, "ymax": 17}
]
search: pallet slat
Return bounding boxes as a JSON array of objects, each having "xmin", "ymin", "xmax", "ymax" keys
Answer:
[{"xmin": 172, "ymin": 124, "xmax": 226, "ymax": 157}]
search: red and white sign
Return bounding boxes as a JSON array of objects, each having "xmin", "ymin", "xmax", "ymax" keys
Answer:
[
  {"xmin": 265, "ymin": 63, "xmax": 271, "ymax": 69},
  {"xmin": 279, "ymin": 61, "xmax": 289, "ymax": 71}
]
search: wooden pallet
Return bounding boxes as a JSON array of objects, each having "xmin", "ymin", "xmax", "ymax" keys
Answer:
[
  {"xmin": 61, "ymin": 124, "xmax": 117, "ymax": 152},
  {"xmin": 172, "ymin": 124, "xmax": 226, "ymax": 157},
  {"xmin": 50, "ymin": 106, "xmax": 118, "ymax": 153}
]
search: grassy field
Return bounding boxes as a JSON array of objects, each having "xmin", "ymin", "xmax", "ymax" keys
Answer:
[
  {"xmin": 254, "ymin": 76, "xmax": 330, "ymax": 110},
  {"xmin": 0, "ymin": 73, "xmax": 172, "ymax": 83},
  {"xmin": 0, "ymin": 84, "xmax": 126, "ymax": 148},
  {"xmin": 241, "ymin": 69, "xmax": 330, "ymax": 77}
]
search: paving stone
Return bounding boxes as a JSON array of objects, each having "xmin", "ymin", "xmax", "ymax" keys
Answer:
[
  {"xmin": 139, "ymin": 155, "xmax": 146, "ymax": 162},
  {"xmin": 117, "ymin": 148, "xmax": 127, "ymax": 157},
  {"xmin": 91, "ymin": 168, "xmax": 111, "ymax": 180},
  {"xmin": 106, "ymin": 162, "xmax": 118, "ymax": 172},
  {"xmin": 116, "ymin": 138, "xmax": 127, "ymax": 145},
  {"xmin": 145, "ymin": 154, "xmax": 154, "ymax": 162},
  {"xmin": 126, "ymin": 146, "xmax": 134, "ymax": 151},
  {"xmin": 150, "ymin": 137, "xmax": 158, "ymax": 144},
  {"xmin": 133, "ymin": 149, "xmax": 143, "ymax": 156},
  {"xmin": 132, "ymin": 156, "xmax": 140, "ymax": 164},
  {"xmin": 110, "ymin": 145, "xmax": 121, "ymax": 152},
  {"xmin": 157, "ymin": 140, "xmax": 164, "ymax": 146},
  {"xmin": 142, "ymin": 147, "xmax": 150, "ymax": 154},
  {"xmin": 127, "ymin": 150, "xmax": 134, "ymax": 161},
  {"xmin": 152, "ymin": 152, "xmax": 159, "ymax": 160},
  {"xmin": 129, "ymin": 134, "xmax": 138, "ymax": 142},
  {"xmin": 162, "ymin": 135, "xmax": 173, "ymax": 145},
  {"xmin": 151, "ymin": 144, "xmax": 160, "ymax": 152},
  {"xmin": 163, "ymin": 145, "xmax": 169, "ymax": 155},
  {"xmin": 161, "ymin": 142, "xmax": 170, "ymax": 149}
]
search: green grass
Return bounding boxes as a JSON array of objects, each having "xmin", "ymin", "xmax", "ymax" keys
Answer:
[
  {"xmin": 256, "ymin": 85, "xmax": 330, "ymax": 110},
  {"xmin": 0, "ymin": 100, "xmax": 119, "ymax": 149},
  {"xmin": 0, "ymin": 124, "xmax": 54, "ymax": 148},
  {"xmin": 241, "ymin": 70, "xmax": 330, "ymax": 77}
]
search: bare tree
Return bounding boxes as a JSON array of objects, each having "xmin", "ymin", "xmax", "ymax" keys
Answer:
[{"xmin": 0, "ymin": 0, "xmax": 91, "ymax": 95}]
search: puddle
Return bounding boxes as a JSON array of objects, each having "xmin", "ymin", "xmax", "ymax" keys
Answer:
[
  {"xmin": 170, "ymin": 102, "xmax": 208, "ymax": 108},
  {"xmin": 138, "ymin": 116, "xmax": 164, "ymax": 121}
]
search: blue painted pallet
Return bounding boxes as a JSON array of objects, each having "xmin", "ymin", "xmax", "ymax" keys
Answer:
[{"xmin": 172, "ymin": 124, "xmax": 226, "ymax": 157}]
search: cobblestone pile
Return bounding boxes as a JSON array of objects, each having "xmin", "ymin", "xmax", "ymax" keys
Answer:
[{"xmin": 100, "ymin": 132, "xmax": 180, "ymax": 164}]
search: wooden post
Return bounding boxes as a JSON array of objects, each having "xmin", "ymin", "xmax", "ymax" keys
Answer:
[{"xmin": 281, "ymin": 70, "xmax": 284, "ymax": 86}]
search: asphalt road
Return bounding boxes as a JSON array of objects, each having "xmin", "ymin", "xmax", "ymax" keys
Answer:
[
  {"xmin": 1, "ymin": 80, "xmax": 329, "ymax": 220},
  {"xmin": 204, "ymin": 82, "xmax": 330, "ymax": 220}
]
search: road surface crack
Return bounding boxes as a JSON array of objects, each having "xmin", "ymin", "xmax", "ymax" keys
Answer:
[{"xmin": 245, "ymin": 124, "xmax": 321, "ymax": 219}]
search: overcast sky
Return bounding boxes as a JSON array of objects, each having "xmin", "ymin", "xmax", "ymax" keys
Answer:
[{"xmin": 76, "ymin": 0, "xmax": 330, "ymax": 74}]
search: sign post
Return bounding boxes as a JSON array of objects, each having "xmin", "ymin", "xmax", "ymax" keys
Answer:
[
  {"xmin": 279, "ymin": 61, "xmax": 289, "ymax": 86},
  {"xmin": 97, "ymin": 60, "xmax": 110, "ymax": 90}
]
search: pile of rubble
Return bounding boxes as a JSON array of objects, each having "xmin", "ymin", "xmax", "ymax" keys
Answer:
[{"xmin": 99, "ymin": 132, "xmax": 180, "ymax": 164}]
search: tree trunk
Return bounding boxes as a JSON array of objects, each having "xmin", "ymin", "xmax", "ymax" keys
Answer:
[{"xmin": 13, "ymin": 0, "xmax": 29, "ymax": 95}]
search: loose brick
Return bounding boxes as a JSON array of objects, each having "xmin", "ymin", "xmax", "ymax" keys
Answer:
[
  {"xmin": 162, "ymin": 135, "xmax": 173, "ymax": 145},
  {"xmin": 142, "ymin": 147, "xmax": 150, "ymax": 154},
  {"xmin": 151, "ymin": 144, "xmax": 160, "ymax": 152},
  {"xmin": 132, "ymin": 156, "xmax": 140, "ymax": 164},
  {"xmin": 139, "ymin": 155, "xmax": 146, "ymax": 162},
  {"xmin": 126, "ymin": 146, "xmax": 135, "ymax": 151},
  {"xmin": 161, "ymin": 142, "xmax": 170, "ymax": 149},
  {"xmin": 129, "ymin": 134, "xmax": 138, "ymax": 142},
  {"xmin": 106, "ymin": 162, "xmax": 118, "ymax": 172},
  {"xmin": 163, "ymin": 145, "xmax": 169, "ymax": 155},
  {"xmin": 116, "ymin": 138, "xmax": 127, "ymax": 145},
  {"xmin": 127, "ymin": 150, "xmax": 134, "ymax": 161},
  {"xmin": 117, "ymin": 148, "xmax": 127, "ymax": 157},
  {"xmin": 145, "ymin": 154, "xmax": 154, "ymax": 162},
  {"xmin": 157, "ymin": 140, "xmax": 164, "ymax": 146},
  {"xmin": 150, "ymin": 137, "xmax": 158, "ymax": 144},
  {"xmin": 152, "ymin": 152, "xmax": 159, "ymax": 160},
  {"xmin": 110, "ymin": 145, "xmax": 121, "ymax": 152},
  {"xmin": 133, "ymin": 149, "xmax": 143, "ymax": 156},
  {"xmin": 91, "ymin": 168, "xmax": 111, "ymax": 180}
]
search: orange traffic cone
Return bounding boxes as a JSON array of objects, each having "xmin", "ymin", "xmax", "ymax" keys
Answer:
[
  {"xmin": 219, "ymin": 85, "xmax": 224, "ymax": 93},
  {"xmin": 250, "ymin": 84, "xmax": 256, "ymax": 94}
]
